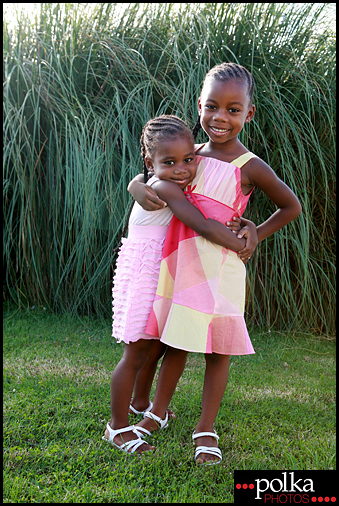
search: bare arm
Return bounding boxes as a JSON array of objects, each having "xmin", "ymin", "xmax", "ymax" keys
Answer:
[
  {"xmin": 245, "ymin": 158, "xmax": 302, "ymax": 243},
  {"xmin": 152, "ymin": 180, "xmax": 246, "ymax": 252}
]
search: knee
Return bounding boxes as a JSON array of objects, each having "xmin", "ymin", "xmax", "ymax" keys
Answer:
[
  {"xmin": 122, "ymin": 342, "xmax": 152, "ymax": 370},
  {"xmin": 147, "ymin": 341, "xmax": 167, "ymax": 362},
  {"xmin": 205, "ymin": 353, "xmax": 229, "ymax": 367}
]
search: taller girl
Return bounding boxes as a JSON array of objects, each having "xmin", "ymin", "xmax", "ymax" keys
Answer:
[{"xmin": 133, "ymin": 62, "xmax": 302, "ymax": 464}]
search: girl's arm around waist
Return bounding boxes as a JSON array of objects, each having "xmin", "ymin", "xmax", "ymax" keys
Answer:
[{"xmin": 152, "ymin": 180, "xmax": 246, "ymax": 252}]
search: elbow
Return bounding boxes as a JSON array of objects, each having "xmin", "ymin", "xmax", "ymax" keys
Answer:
[
  {"xmin": 196, "ymin": 220, "xmax": 214, "ymax": 240},
  {"xmin": 294, "ymin": 201, "xmax": 302, "ymax": 219},
  {"xmin": 286, "ymin": 199, "xmax": 302, "ymax": 221}
]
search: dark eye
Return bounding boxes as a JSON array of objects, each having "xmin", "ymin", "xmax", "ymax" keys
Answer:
[
  {"xmin": 184, "ymin": 157, "xmax": 194, "ymax": 163},
  {"xmin": 163, "ymin": 160, "xmax": 174, "ymax": 165},
  {"xmin": 229, "ymin": 108, "xmax": 240, "ymax": 113},
  {"xmin": 206, "ymin": 104, "xmax": 216, "ymax": 109}
]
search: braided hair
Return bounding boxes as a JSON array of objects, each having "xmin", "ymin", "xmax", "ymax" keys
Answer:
[
  {"xmin": 140, "ymin": 114, "xmax": 195, "ymax": 182},
  {"xmin": 193, "ymin": 62, "xmax": 255, "ymax": 141}
]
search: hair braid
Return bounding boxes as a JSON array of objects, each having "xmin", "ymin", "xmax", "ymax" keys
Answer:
[
  {"xmin": 192, "ymin": 115, "xmax": 202, "ymax": 141},
  {"xmin": 139, "ymin": 135, "xmax": 149, "ymax": 183}
]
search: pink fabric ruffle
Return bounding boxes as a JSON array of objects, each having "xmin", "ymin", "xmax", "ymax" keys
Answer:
[{"xmin": 112, "ymin": 235, "xmax": 165, "ymax": 344}]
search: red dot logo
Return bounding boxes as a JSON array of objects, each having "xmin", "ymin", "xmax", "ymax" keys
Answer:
[
  {"xmin": 236, "ymin": 484, "xmax": 241, "ymax": 490},
  {"xmin": 243, "ymin": 484, "xmax": 248, "ymax": 489},
  {"xmin": 249, "ymin": 484, "xmax": 254, "ymax": 489}
]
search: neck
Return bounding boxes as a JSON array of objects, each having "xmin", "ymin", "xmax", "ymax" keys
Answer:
[{"xmin": 207, "ymin": 137, "xmax": 246, "ymax": 156}]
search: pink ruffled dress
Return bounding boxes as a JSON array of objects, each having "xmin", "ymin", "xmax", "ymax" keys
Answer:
[{"xmin": 112, "ymin": 176, "xmax": 173, "ymax": 344}]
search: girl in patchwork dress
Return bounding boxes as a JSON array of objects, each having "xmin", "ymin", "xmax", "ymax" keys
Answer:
[
  {"xmin": 103, "ymin": 115, "xmax": 253, "ymax": 455},
  {"xmin": 131, "ymin": 63, "xmax": 302, "ymax": 464}
]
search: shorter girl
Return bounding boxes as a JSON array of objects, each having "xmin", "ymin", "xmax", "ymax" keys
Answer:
[{"xmin": 102, "ymin": 115, "xmax": 255, "ymax": 454}]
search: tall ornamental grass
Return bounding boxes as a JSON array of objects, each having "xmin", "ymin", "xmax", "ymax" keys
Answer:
[{"xmin": 3, "ymin": 3, "xmax": 336, "ymax": 334}]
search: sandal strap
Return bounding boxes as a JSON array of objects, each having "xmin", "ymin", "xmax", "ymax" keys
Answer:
[
  {"xmin": 129, "ymin": 400, "xmax": 153, "ymax": 415},
  {"xmin": 192, "ymin": 430, "xmax": 219, "ymax": 441},
  {"xmin": 105, "ymin": 423, "xmax": 136, "ymax": 443},
  {"xmin": 103, "ymin": 423, "xmax": 149, "ymax": 453},
  {"xmin": 134, "ymin": 426, "xmax": 152, "ymax": 438},
  {"xmin": 144, "ymin": 410, "xmax": 168, "ymax": 429},
  {"xmin": 120, "ymin": 437, "xmax": 146, "ymax": 453},
  {"xmin": 195, "ymin": 445, "xmax": 222, "ymax": 461}
]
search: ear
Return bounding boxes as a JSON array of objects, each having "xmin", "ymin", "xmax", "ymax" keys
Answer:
[
  {"xmin": 144, "ymin": 156, "xmax": 154, "ymax": 170},
  {"xmin": 245, "ymin": 104, "xmax": 256, "ymax": 123},
  {"xmin": 197, "ymin": 96, "xmax": 202, "ymax": 115}
]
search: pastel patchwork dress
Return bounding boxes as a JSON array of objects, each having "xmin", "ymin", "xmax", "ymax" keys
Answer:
[
  {"xmin": 112, "ymin": 176, "xmax": 173, "ymax": 344},
  {"xmin": 145, "ymin": 147, "xmax": 256, "ymax": 355}
]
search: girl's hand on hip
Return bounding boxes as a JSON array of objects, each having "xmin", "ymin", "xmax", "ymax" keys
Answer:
[{"xmin": 236, "ymin": 223, "xmax": 258, "ymax": 262}]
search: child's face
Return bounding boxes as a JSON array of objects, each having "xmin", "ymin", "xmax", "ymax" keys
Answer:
[
  {"xmin": 145, "ymin": 136, "xmax": 197, "ymax": 189},
  {"xmin": 198, "ymin": 78, "xmax": 255, "ymax": 145}
]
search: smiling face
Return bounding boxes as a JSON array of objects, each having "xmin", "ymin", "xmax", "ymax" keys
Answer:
[
  {"xmin": 145, "ymin": 135, "xmax": 197, "ymax": 189},
  {"xmin": 198, "ymin": 78, "xmax": 255, "ymax": 147}
]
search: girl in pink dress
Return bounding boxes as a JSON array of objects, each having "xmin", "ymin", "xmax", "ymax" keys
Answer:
[
  {"xmin": 103, "ymin": 115, "xmax": 253, "ymax": 455},
  {"xmin": 131, "ymin": 63, "xmax": 302, "ymax": 465}
]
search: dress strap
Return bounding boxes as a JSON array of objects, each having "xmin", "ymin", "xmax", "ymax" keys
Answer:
[
  {"xmin": 194, "ymin": 143, "xmax": 205, "ymax": 154},
  {"xmin": 147, "ymin": 175, "xmax": 160, "ymax": 187},
  {"xmin": 184, "ymin": 185, "xmax": 209, "ymax": 219},
  {"xmin": 230, "ymin": 152, "xmax": 257, "ymax": 168}
]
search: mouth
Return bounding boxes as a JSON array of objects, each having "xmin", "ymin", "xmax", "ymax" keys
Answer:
[
  {"xmin": 171, "ymin": 177, "xmax": 190, "ymax": 186},
  {"xmin": 209, "ymin": 126, "xmax": 231, "ymax": 136}
]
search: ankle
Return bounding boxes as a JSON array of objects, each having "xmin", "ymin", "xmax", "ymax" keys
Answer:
[
  {"xmin": 130, "ymin": 398, "xmax": 150, "ymax": 411},
  {"xmin": 195, "ymin": 423, "xmax": 215, "ymax": 434},
  {"xmin": 149, "ymin": 403, "xmax": 167, "ymax": 420}
]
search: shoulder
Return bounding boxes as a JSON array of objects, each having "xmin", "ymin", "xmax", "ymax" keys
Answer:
[
  {"xmin": 151, "ymin": 179, "xmax": 186, "ymax": 202},
  {"xmin": 243, "ymin": 155, "xmax": 280, "ymax": 186}
]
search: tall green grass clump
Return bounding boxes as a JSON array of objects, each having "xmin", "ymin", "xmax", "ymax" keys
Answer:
[{"xmin": 3, "ymin": 3, "xmax": 336, "ymax": 334}]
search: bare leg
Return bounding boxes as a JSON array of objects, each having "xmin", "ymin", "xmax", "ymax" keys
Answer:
[
  {"xmin": 129, "ymin": 340, "xmax": 167, "ymax": 412},
  {"xmin": 194, "ymin": 353, "xmax": 230, "ymax": 464},
  {"xmin": 135, "ymin": 345, "xmax": 188, "ymax": 432},
  {"xmin": 104, "ymin": 339, "xmax": 157, "ymax": 453}
]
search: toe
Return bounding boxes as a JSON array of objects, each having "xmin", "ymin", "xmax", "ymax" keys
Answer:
[{"xmin": 166, "ymin": 408, "xmax": 176, "ymax": 420}]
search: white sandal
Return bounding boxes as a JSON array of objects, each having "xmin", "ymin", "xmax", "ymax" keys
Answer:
[
  {"xmin": 192, "ymin": 430, "xmax": 222, "ymax": 465},
  {"xmin": 143, "ymin": 410, "xmax": 169, "ymax": 430},
  {"xmin": 129, "ymin": 400, "xmax": 153, "ymax": 416},
  {"xmin": 102, "ymin": 424, "xmax": 152, "ymax": 453}
]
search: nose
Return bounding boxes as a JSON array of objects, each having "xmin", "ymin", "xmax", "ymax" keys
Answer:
[
  {"xmin": 213, "ymin": 110, "xmax": 228, "ymax": 123},
  {"xmin": 174, "ymin": 165, "xmax": 188, "ymax": 175}
]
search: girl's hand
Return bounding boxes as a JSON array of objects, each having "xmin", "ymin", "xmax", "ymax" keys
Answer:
[
  {"xmin": 236, "ymin": 222, "xmax": 258, "ymax": 262},
  {"xmin": 128, "ymin": 177, "xmax": 167, "ymax": 211},
  {"xmin": 139, "ymin": 185, "xmax": 168, "ymax": 211},
  {"xmin": 226, "ymin": 216, "xmax": 242, "ymax": 234}
]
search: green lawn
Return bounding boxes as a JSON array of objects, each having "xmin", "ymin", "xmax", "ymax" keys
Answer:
[{"xmin": 3, "ymin": 307, "xmax": 336, "ymax": 503}]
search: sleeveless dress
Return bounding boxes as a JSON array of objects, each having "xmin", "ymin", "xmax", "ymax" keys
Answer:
[
  {"xmin": 112, "ymin": 176, "xmax": 173, "ymax": 344},
  {"xmin": 145, "ymin": 147, "xmax": 256, "ymax": 355}
]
